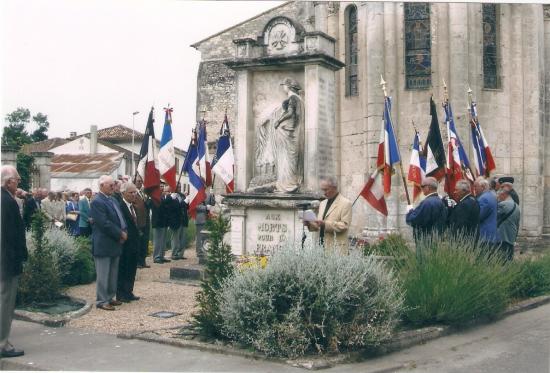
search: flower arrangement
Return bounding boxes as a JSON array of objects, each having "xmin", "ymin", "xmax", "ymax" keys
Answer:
[{"xmin": 236, "ymin": 255, "xmax": 269, "ymax": 270}]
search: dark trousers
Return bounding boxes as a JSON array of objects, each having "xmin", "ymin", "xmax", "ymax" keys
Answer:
[
  {"xmin": 117, "ymin": 247, "xmax": 138, "ymax": 300},
  {"xmin": 500, "ymin": 242, "xmax": 514, "ymax": 261},
  {"xmin": 137, "ymin": 229, "xmax": 149, "ymax": 266},
  {"xmin": 79, "ymin": 226, "xmax": 91, "ymax": 237}
]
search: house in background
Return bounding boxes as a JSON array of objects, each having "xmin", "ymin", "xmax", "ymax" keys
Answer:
[{"xmin": 22, "ymin": 124, "xmax": 187, "ymax": 192}]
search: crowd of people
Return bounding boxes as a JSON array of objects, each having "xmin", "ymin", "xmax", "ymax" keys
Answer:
[{"xmin": 406, "ymin": 175, "xmax": 522, "ymax": 260}]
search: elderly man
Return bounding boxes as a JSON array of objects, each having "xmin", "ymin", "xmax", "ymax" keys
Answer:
[
  {"xmin": 116, "ymin": 182, "xmax": 140, "ymax": 302},
  {"xmin": 497, "ymin": 184, "xmax": 521, "ymax": 260},
  {"xmin": 474, "ymin": 177, "xmax": 500, "ymax": 251},
  {"xmin": 78, "ymin": 188, "xmax": 93, "ymax": 237},
  {"xmin": 90, "ymin": 175, "xmax": 127, "ymax": 311},
  {"xmin": 306, "ymin": 176, "xmax": 352, "ymax": 253},
  {"xmin": 446, "ymin": 179, "xmax": 480, "ymax": 240},
  {"xmin": 406, "ymin": 177, "xmax": 447, "ymax": 244},
  {"xmin": 1, "ymin": 165, "xmax": 27, "ymax": 358}
]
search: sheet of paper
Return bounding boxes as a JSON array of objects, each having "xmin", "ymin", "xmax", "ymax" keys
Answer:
[{"xmin": 298, "ymin": 209, "xmax": 317, "ymax": 222}]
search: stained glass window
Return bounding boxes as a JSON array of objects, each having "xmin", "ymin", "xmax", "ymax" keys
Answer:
[
  {"xmin": 404, "ymin": 3, "xmax": 431, "ymax": 90},
  {"xmin": 483, "ymin": 4, "xmax": 499, "ymax": 89},
  {"xmin": 345, "ymin": 5, "xmax": 358, "ymax": 96}
]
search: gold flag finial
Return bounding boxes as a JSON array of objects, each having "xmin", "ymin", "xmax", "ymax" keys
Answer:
[{"xmin": 380, "ymin": 75, "xmax": 387, "ymax": 97}]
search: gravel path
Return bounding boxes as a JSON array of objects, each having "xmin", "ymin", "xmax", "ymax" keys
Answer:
[{"xmin": 66, "ymin": 249, "xmax": 200, "ymax": 335}]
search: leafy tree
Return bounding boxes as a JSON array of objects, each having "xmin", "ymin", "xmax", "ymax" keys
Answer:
[
  {"xmin": 31, "ymin": 113, "xmax": 50, "ymax": 142},
  {"xmin": 3, "ymin": 107, "xmax": 31, "ymax": 146},
  {"xmin": 3, "ymin": 108, "xmax": 49, "ymax": 190}
]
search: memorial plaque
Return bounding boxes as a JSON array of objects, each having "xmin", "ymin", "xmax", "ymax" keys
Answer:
[
  {"xmin": 246, "ymin": 209, "xmax": 297, "ymax": 255},
  {"xmin": 317, "ymin": 70, "xmax": 336, "ymax": 179}
]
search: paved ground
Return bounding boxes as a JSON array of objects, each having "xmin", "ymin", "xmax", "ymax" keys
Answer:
[{"xmin": 3, "ymin": 302, "xmax": 550, "ymax": 372}]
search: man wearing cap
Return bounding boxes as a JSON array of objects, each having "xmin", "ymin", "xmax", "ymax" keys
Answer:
[{"xmin": 496, "ymin": 176, "xmax": 520, "ymax": 206}]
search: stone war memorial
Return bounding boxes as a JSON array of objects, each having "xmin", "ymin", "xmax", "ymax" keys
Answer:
[{"xmin": 192, "ymin": 2, "xmax": 550, "ymax": 256}]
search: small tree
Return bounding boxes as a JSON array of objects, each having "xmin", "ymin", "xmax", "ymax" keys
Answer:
[
  {"xmin": 193, "ymin": 215, "xmax": 234, "ymax": 338},
  {"xmin": 18, "ymin": 210, "xmax": 62, "ymax": 305},
  {"xmin": 30, "ymin": 113, "xmax": 50, "ymax": 142}
]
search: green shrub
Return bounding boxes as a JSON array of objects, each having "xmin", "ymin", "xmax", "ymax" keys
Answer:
[
  {"xmin": 18, "ymin": 211, "xmax": 62, "ymax": 305},
  {"xmin": 25, "ymin": 228, "xmax": 95, "ymax": 286},
  {"xmin": 508, "ymin": 255, "xmax": 550, "ymax": 299},
  {"xmin": 400, "ymin": 233, "xmax": 515, "ymax": 326},
  {"xmin": 69, "ymin": 236, "xmax": 96, "ymax": 285},
  {"xmin": 363, "ymin": 233, "xmax": 412, "ymax": 258},
  {"xmin": 219, "ymin": 245, "xmax": 404, "ymax": 358},
  {"xmin": 193, "ymin": 215, "xmax": 234, "ymax": 338}
]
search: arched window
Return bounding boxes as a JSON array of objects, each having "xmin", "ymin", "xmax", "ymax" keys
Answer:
[
  {"xmin": 404, "ymin": 3, "xmax": 431, "ymax": 89},
  {"xmin": 345, "ymin": 5, "xmax": 358, "ymax": 97},
  {"xmin": 482, "ymin": 4, "xmax": 500, "ymax": 89}
]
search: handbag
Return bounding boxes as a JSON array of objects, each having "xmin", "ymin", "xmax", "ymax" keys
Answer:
[{"xmin": 66, "ymin": 212, "xmax": 78, "ymax": 221}]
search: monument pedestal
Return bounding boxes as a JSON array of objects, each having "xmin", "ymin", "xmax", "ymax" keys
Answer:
[{"xmin": 222, "ymin": 193, "xmax": 320, "ymax": 256}]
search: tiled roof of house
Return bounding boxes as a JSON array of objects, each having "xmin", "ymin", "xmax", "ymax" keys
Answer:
[
  {"xmin": 51, "ymin": 153, "xmax": 123, "ymax": 178},
  {"xmin": 20, "ymin": 138, "xmax": 69, "ymax": 155},
  {"xmin": 95, "ymin": 125, "xmax": 144, "ymax": 142}
]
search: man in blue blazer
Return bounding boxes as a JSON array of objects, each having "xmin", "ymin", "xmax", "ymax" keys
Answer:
[
  {"xmin": 90, "ymin": 175, "xmax": 127, "ymax": 311},
  {"xmin": 406, "ymin": 177, "xmax": 447, "ymax": 246},
  {"xmin": 474, "ymin": 177, "xmax": 500, "ymax": 252}
]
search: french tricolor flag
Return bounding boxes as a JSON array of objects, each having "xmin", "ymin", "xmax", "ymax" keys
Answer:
[
  {"xmin": 408, "ymin": 131, "xmax": 426, "ymax": 202},
  {"xmin": 360, "ymin": 125, "xmax": 388, "ymax": 216},
  {"xmin": 182, "ymin": 131, "xmax": 206, "ymax": 218},
  {"xmin": 211, "ymin": 114, "xmax": 235, "ymax": 193},
  {"xmin": 158, "ymin": 107, "xmax": 176, "ymax": 192},
  {"xmin": 383, "ymin": 96, "xmax": 401, "ymax": 195},
  {"xmin": 469, "ymin": 100, "xmax": 496, "ymax": 177},
  {"xmin": 444, "ymin": 101, "xmax": 472, "ymax": 194}
]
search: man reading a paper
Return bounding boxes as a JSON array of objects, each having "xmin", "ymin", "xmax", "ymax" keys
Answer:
[{"xmin": 304, "ymin": 176, "xmax": 352, "ymax": 254}]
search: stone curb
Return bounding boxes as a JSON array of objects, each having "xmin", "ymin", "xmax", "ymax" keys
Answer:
[
  {"xmin": 119, "ymin": 294, "xmax": 550, "ymax": 370},
  {"xmin": 14, "ymin": 296, "xmax": 92, "ymax": 327}
]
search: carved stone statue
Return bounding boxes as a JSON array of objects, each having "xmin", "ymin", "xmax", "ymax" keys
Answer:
[{"xmin": 249, "ymin": 78, "xmax": 304, "ymax": 193}]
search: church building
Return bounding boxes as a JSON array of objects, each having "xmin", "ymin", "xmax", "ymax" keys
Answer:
[{"xmin": 192, "ymin": 1, "xmax": 550, "ymax": 248}]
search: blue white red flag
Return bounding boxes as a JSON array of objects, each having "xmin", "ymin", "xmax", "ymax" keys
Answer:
[
  {"xmin": 469, "ymin": 100, "xmax": 496, "ymax": 177},
  {"xmin": 137, "ymin": 107, "xmax": 161, "ymax": 206},
  {"xmin": 383, "ymin": 96, "xmax": 401, "ymax": 195},
  {"xmin": 360, "ymin": 125, "xmax": 388, "ymax": 216},
  {"xmin": 444, "ymin": 101, "xmax": 473, "ymax": 194},
  {"xmin": 211, "ymin": 114, "xmax": 235, "ymax": 193},
  {"xmin": 158, "ymin": 107, "xmax": 177, "ymax": 192},
  {"xmin": 182, "ymin": 130, "xmax": 206, "ymax": 218},
  {"xmin": 408, "ymin": 131, "xmax": 426, "ymax": 203}
]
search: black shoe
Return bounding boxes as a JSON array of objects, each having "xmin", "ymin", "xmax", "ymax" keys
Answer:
[
  {"xmin": 153, "ymin": 259, "xmax": 163, "ymax": 264},
  {"xmin": 162, "ymin": 258, "xmax": 171, "ymax": 263},
  {"xmin": 128, "ymin": 294, "xmax": 140, "ymax": 301},
  {"xmin": 117, "ymin": 297, "xmax": 131, "ymax": 303},
  {"xmin": 1, "ymin": 348, "xmax": 24, "ymax": 358},
  {"xmin": 171, "ymin": 256, "xmax": 183, "ymax": 260}
]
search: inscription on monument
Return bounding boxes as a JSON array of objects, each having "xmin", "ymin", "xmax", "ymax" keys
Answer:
[
  {"xmin": 246, "ymin": 209, "xmax": 295, "ymax": 255},
  {"xmin": 317, "ymin": 73, "xmax": 336, "ymax": 179}
]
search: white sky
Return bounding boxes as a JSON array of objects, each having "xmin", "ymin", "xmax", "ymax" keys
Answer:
[{"xmin": 1, "ymin": 0, "xmax": 283, "ymax": 150}]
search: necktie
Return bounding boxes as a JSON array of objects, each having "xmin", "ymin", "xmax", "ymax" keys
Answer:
[
  {"xmin": 109, "ymin": 197, "xmax": 127, "ymax": 231},
  {"xmin": 130, "ymin": 205, "xmax": 137, "ymax": 224}
]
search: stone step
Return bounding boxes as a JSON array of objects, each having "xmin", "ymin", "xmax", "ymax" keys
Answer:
[{"xmin": 170, "ymin": 265, "xmax": 205, "ymax": 281}]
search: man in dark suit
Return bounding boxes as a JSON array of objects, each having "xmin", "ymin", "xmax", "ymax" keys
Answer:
[
  {"xmin": 406, "ymin": 177, "xmax": 447, "ymax": 245},
  {"xmin": 116, "ymin": 182, "xmax": 140, "ymax": 302},
  {"xmin": 133, "ymin": 175, "xmax": 151, "ymax": 268},
  {"xmin": 1, "ymin": 165, "xmax": 28, "ymax": 358},
  {"xmin": 446, "ymin": 179, "xmax": 480, "ymax": 240},
  {"xmin": 151, "ymin": 185, "xmax": 171, "ymax": 264},
  {"xmin": 23, "ymin": 188, "xmax": 41, "ymax": 230},
  {"xmin": 90, "ymin": 175, "xmax": 127, "ymax": 311}
]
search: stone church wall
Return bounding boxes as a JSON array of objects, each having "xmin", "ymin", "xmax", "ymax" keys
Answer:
[{"xmin": 193, "ymin": 1, "xmax": 549, "ymax": 240}]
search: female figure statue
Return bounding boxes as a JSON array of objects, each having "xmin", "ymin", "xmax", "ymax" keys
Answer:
[{"xmin": 273, "ymin": 78, "xmax": 304, "ymax": 193}]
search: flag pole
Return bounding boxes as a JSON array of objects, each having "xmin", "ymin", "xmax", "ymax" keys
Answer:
[{"xmin": 380, "ymin": 75, "xmax": 411, "ymax": 205}]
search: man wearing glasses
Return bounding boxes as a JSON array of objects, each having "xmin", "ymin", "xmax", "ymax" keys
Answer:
[
  {"xmin": 406, "ymin": 176, "xmax": 447, "ymax": 244},
  {"xmin": 1, "ymin": 165, "xmax": 27, "ymax": 357}
]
